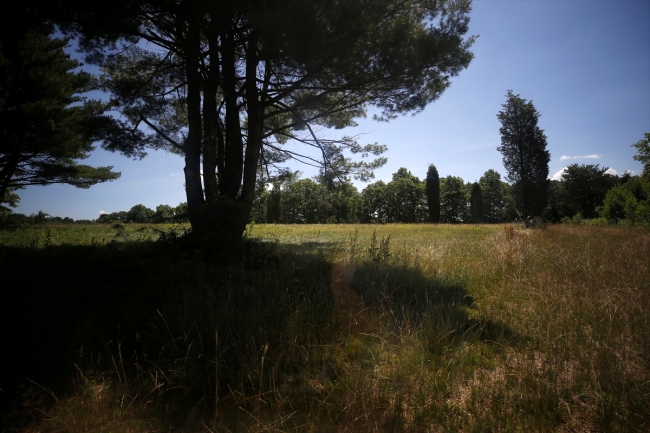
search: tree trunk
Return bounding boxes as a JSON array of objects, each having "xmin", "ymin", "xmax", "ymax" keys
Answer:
[
  {"xmin": 240, "ymin": 32, "xmax": 263, "ymax": 215},
  {"xmin": 180, "ymin": 2, "xmax": 206, "ymax": 233}
]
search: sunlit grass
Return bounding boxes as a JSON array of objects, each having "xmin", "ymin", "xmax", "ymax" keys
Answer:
[{"xmin": 3, "ymin": 223, "xmax": 649, "ymax": 432}]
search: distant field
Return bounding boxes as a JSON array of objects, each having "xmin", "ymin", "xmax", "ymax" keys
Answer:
[
  {"xmin": 2, "ymin": 223, "xmax": 648, "ymax": 432},
  {"xmin": 0, "ymin": 222, "xmax": 184, "ymax": 247}
]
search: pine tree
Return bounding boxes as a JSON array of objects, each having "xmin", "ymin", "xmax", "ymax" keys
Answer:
[
  {"xmin": 79, "ymin": 0, "xmax": 476, "ymax": 240},
  {"xmin": 0, "ymin": 30, "xmax": 119, "ymax": 206},
  {"xmin": 496, "ymin": 90, "xmax": 550, "ymax": 221},
  {"xmin": 426, "ymin": 164, "xmax": 441, "ymax": 223}
]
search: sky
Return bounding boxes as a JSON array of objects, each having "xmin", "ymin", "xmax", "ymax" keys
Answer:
[{"xmin": 13, "ymin": 0, "xmax": 650, "ymax": 220}]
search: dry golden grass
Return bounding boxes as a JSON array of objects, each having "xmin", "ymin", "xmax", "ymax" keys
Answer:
[{"xmin": 8, "ymin": 223, "xmax": 649, "ymax": 432}]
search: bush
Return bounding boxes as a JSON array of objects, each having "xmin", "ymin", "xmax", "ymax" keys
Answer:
[
  {"xmin": 561, "ymin": 213, "xmax": 584, "ymax": 225},
  {"xmin": 602, "ymin": 184, "xmax": 636, "ymax": 223}
]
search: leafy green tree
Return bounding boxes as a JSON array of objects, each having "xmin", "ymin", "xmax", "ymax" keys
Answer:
[
  {"xmin": 543, "ymin": 180, "xmax": 566, "ymax": 223},
  {"xmin": 440, "ymin": 176, "xmax": 467, "ymax": 223},
  {"xmin": 469, "ymin": 182, "xmax": 484, "ymax": 223},
  {"xmin": 602, "ymin": 184, "xmax": 637, "ymax": 223},
  {"xmin": 560, "ymin": 164, "xmax": 617, "ymax": 219},
  {"xmin": 0, "ymin": 30, "xmax": 120, "ymax": 207},
  {"xmin": 281, "ymin": 178, "xmax": 331, "ymax": 224},
  {"xmin": 497, "ymin": 90, "xmax": 550, "ymax": 221},
  {"xmin": 97, "ymin": 210, "xmax": 128, "ymax": 223},
  {"xmin": 327, "ymin": 182, "xmax": 362, "ymax": 223},
  {"xmin": 632, "ymin": 132, "xmax": 650, "ymax": 177},
  {"xmin": 173, "ymin": 203, "xmax": 189, "ymax": 223},
  {"xmin": 634, "ymin": 201, "xmax": 650, "ymax": 225},
  {"xmin": 73, "ymin": 0, "xmax": 475, "ymax": 241},
  {"xmin": 618, "ymin": 175, "xmax": 650, "ymax": 225},
  {"xmin": 126, "ymin": 204, "xmax": 155, "ymax": 223},
  {"xmin": 361, "ymin": 181, "xmax": 388, "ymax": 223},
  {"xmin": 30, "ymin": 211, "xmax": 51, "ymax": 224},
  {"xmin": 153, "ymin": 204, "xmax": 174, "ymax": 223},
  {"xmin": 426, "ymin": 164, "xmax": 441, "ymax": 223},
  {"xmin": 479, "ymin": 169, "xmax": 511, "ymax": 222},
  {"xmin": 384, "ymin": 168, "xmax": 426, "ymax": 223},
  {"xmin": 623, "ymin": 175, "xmax": 650, "ymax": 203}
]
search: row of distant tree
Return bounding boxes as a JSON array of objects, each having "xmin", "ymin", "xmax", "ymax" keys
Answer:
[
  {"xmin": 0, "ymin": 204, "xmax": 190, "ymax": 227},
  {"xmin": 92, "ymin": 124, "xmax": 649, "ymax": 226},
  {"xmin": 2, "ymin": 160, "xmax": 647, "ymax": 227},
  {"xmin": 249, "ymin": 163, "xmax": 649, "ymax": 225},
  {"xmin": 251, "ymin": 167, "xmax": 513, "ymax": 224},
  {"xmin": 96, "ymin": 203, "xmax": 189, "ymax": 224}
]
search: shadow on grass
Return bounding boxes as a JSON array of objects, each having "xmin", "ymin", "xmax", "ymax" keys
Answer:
[{"xmin": 0, "ymin": 236, "xmax": 521, "ymax": 429}]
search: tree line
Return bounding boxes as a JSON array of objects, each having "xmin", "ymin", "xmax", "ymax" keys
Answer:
[
  {"xmin": 105, "ymin": 127, "xmax": 650, "ymax": 227},
  {"xmin": 248, "ymin": 163, "xmax": 649, "ymax": 226},
  {"xmin": 3, "ymin": 155, "xmax": 647, "ymax": 227},
  {"xmin": 249, "ymin": 166, "xmax": 510, "ymax": 224}
]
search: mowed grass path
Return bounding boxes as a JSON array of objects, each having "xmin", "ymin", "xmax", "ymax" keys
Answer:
[{"xmin": 1, "ymin": 223, "xmax": 648, "ymax": 432}]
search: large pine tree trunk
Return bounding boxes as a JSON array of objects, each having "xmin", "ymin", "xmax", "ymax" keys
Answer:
[
  {"xmin": 182, "ymin": 16, "xmax": 263, "ymax": 245},
  {"xmin": 180, "ymin": 5, "xmax": 207, "ymax": 235}
]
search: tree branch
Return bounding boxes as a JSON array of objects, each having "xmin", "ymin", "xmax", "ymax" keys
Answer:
[{"xmin": 139, "ymin": 114, "xmax": 184, "ymax": 152}]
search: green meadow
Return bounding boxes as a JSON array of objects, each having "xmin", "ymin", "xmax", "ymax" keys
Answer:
[{"xmin": 1, "ymin": 223, "xmax": 648, "ymax": 432}]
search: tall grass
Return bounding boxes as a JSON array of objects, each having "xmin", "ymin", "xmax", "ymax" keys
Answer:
[{"xmin": 2, "ymin": 224, "xmax": 648, "ymax": 432}]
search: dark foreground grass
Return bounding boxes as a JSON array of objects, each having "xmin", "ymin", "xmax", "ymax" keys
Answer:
[{"xmin": 0, "ymin": 223, "xmax": 648, "ymax": 432}]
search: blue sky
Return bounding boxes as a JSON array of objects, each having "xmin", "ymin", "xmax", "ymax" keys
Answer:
[{"xmin": 14, "ymin": 0, "xmax": 650, "ymax": 219}]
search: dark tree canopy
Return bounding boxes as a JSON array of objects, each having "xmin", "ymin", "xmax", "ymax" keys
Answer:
[
  {"xmin": 384, "ymin": 168, "xmax": 425, "ymax": 223},
  {"xmin": 479, "ymin": 169, "xmax": 515, "ymax": 223},
  {"xmin": 0, "ymin": 30, "xmax": 120, "ymax": 207},
  {"xmin": 65, "ymin": 0, "xmax": 476, "ymax": 240},
  {"xmin": 426, "ymin": 164, "xmax": 441, "ymax": 223},
  {"xmin": 440, "ymin": 175, "xmax": 467, "ymax": 223},
  {"xmin": 497, "ymin": 90, "xmax": 550, "ymax": 220},
  {"xmin": 266, "ymin": 188, "xmax": 282, "ymax": 224},
  {"xmin": 560, "ymin": 164, "xmax": 617, "ymax": 219},
  {"xmin": 469, "ymin": 182, "xmax": 484, "ymax": 223}
]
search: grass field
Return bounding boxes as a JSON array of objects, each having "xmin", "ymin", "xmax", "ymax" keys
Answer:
[{"xmin": 1, "ymin": 223, "xmax": 648, "ymax": 432}]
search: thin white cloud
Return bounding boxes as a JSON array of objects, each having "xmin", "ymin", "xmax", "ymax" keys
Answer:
[
  {"xmin": 99, "ymin": 210, "xmax": 107, "ymax": 215},
  {"xmin": 559, "ymin": 154, "xmax": 602, "ymax": 161},
  {"xmin": 605, "ymin": 168, "xmax": 618, "ymax": 176},
  {"xmin": 551, "ymin": 167, "xmax": 567, "ymax": 181}
]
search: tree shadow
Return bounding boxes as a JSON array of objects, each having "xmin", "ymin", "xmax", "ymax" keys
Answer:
[
  {"xmin": 0, "ymin": 235, "xmax": 523, "ymax": 426},
  {"xmin": 0, "ymin": 241, "xmax": 170, "ymax": 407},
  {"xmin": 349, "ymin": 261, "xmax": 521, "ymax": 348}
]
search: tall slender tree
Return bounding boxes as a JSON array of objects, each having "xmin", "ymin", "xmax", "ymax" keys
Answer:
[
  {"xmin": 497, "ymin": 90, "xmax": 550, "ymax": 221},
  {"xmin": 469, "ymin": 182, "xmax": 484, "ymax": 223},
  {"xmin": 426, "ymin": 164, "xmax": 441, "ymax": 223}
]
